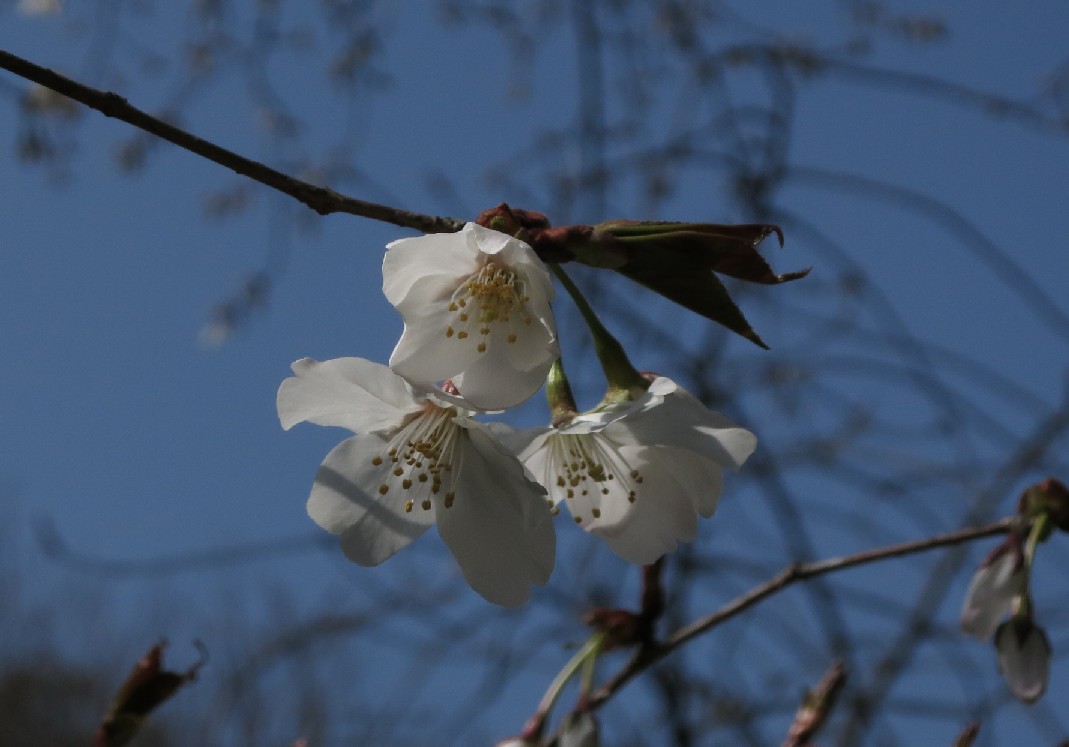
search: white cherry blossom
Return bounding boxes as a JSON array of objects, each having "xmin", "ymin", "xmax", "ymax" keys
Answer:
[
  {"xmin": 560, "ymin": 712, "xmax": 600, "ymax": 747},
  {"xmin": 383, "ymin": 222, "xmax": 558, "ymax": 410},
  {"xmin": 960, "ymin": 540, "xmax": 1027, "ymax": 640},
  {"xmin": 277, "ymin": 357, "xmax": 555, "ymax": 607},
  {"xmin": 509, "ymin": 376, "xmax": 756, "ymax": 564},
  {"xmin": 995, "ymin": 617, "xmax": 1051, "ymax": 703}
]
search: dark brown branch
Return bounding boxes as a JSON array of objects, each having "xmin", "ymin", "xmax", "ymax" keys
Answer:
[
  {"xmin": 0, "ymin": 48, "xmax": 464, "ymax": 234},
  {"xmin": 586, "ymin": 516, "xmax": 1016, "ymax": 710}
]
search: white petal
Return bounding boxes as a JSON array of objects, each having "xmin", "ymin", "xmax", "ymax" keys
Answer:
[
  {"xmin": 609, "ymin": 381, "xmax": 756, "ymax": 471},
  {"xmin": 491, "ymin": 232, "xmax": 556, "ymax": 312},
  {"xmin": 486, "ymin": 422, "xmax": 550, "ymax": 458},
  {"xmin": 960, "ymin": 550, "xmax": 1026, "ymax": 639},
  {"xmin": 388, "ymin": 302, "xmax": 484, "ymax": 388},
  {"xmin": 560, "ymin": 712, "xmax": 600, "ymax": 747},
  {"xmin": 590, "ymin": 445, "xmax": 703, "ymax": 565},
  {"xmin": 389, "ymin": 270, "xmax": 467, "ymax": 316},
  {"xmin": 452, "ymin": 349, "xmax": 554, "ymax": 409},
  {"xmin": 540, "ymin": 433, "xmax": 638, "ymax": 527},
  {"xmin": 277, "ymin": 357, "xmax": 421, "ymax": 433},
  {"xmin": 307, "ymin": 434, "xmax": 434, "ymax": 566},
  {"xmin": 468, "ymin": 222, "xmax": 517, "ymax": 257},
  {"xmin": 382, "ymin": 227, "xmax": 477, "ymax": 307},
  {"xmin": 996, "ymin": 620, "xmax": 1051, "ymax": 703},
  {"xmin": 435, "ymin": 424, "xmax": 555, "ymax": 607},
  {"xmin": 500, "ymin": 317, "xmax": 558, "ymax": 373},
  {"xmin": 659, "ymin": 445, "xmax": 725, "ymax": 517}
]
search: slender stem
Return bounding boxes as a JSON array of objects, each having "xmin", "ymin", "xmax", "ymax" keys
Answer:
[
  {"xmin": 1024, "ymin": 512, "xmax": 1050, "ymax": 568},
  {"xmin": 546, "ymin": 357, "xmax": 579, "ymax": 427},
  {"xmin": 1019, "ymin": 511, "xmax": 1051, "ymax": 611},
  {"xmin": 549, "ymin": 263, "xmax": 645, "ymax": 393},
  {"xmin": 0, "ymin": 48, "xmax": 464, "ymax": 234},
  {"xmin": 524, "ymin": 633, "xmax": 605, "ymax": 739},
  {"xmin": 578, "ymin": 639, "xmax": 601, "ymax": 695},
  {"xmin": 586, "ymin": 516, "xmax": 1016, "ymax": 710},
  {"xmin": 781, "ymin": 660, "xmax": 846, "ymax": 747}
]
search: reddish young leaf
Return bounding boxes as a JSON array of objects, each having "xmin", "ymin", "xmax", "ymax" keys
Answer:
[{"xmin": 519, "ymin": 214, "xmax": 808, "ymax": 347}]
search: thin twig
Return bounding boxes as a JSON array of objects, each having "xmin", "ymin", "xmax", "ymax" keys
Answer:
[
  {"xmin": 586, "ymin": 516, "xmax": 1016, "ymax": 709},
  {"xmin": 951, "ymin": 721, "xmax": 980, "ymax": 747},
  {"xmin": 782, "ymin": 660, "xmax": 847, "ymax": 747},
  {"xmin": 0, "ymin": 48, "xmax": 464, "ymax": 234}
]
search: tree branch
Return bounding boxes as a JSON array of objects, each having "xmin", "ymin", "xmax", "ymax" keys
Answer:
[
  {"xmin": 586, "ymin": 516, "xmax": 1016, "ymax": 710},
  {"xmin": 0, "ymin": 48, "xmax": 464, "ymax": 235}
]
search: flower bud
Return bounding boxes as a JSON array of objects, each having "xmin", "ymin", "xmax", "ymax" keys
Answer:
[
  {"xmin": 994, "ymin": 616, "xmax": 1051, "ymax": 704},
  {"xmin": 1018, "ymin": 478, "xmax": 1069, "ymax": 533},
  {"xmin": 560, "ymin": 711, "xmax": 600, "ymax": 747},
  {"xmin": 960, "ymin": 534, "xmax": 1026, "ymax": 639}
]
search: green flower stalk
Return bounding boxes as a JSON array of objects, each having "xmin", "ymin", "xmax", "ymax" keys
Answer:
[{"xmin": 549, "ymin": 263, "xmax": 647, "ymax": 402}]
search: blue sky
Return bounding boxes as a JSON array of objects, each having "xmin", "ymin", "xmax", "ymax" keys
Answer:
[{"xmin": 2, "ymin": 2, "xmax": 1069, "ymax": 744}]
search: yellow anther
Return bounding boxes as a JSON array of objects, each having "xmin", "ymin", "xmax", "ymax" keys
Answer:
[
  {"xmin": 371, "ymin": 456, "xmax": 383, "ymax": 466},
  {"xmin": 404, "ymin": 500, "xmax": 414, "ymax": 513},
  {"xmin": 378, "ymin": 484, "xmax": 389, "ymax": 495}
]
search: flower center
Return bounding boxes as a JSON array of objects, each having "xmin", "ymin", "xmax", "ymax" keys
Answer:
[
  {"xmin": 370, "ymin": 404, "xmax": 460, "ymax": 512},
  {"xmin": 545, "ymin": 433, "xmax": 643, "ymax": 525},
  {"xmin": 443, "ymin": 260, "xmax": 534, "ymax": 353}
]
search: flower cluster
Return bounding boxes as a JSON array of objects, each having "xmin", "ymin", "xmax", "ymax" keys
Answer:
[
  {"xmin": 959, "ymin": 479, "xmax": 1069, "ymax": 704},
  {"xmin": 279, "ymin": 221, "xmax": 755, "ymax": 606}
]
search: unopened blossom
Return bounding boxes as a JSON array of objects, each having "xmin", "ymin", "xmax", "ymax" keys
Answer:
[
  {"xmin": 960, "ymin": 538, "xmax": 1027, "ymax": 640},
  {"xmin": 560, "ymin": 712, "xmax": 600, "ymax": 747},
  {"xmin": 511, "ymin": 376, "xmax": 756, "ymax": 564},
  {"xmin": 995, "ymin": 617, "xmax": 1051, "ymax": 703},
  {"xmin": 277, "ymin": 357, "xmax": 555, "ymax": 606},
  {"xmin": 383, "ymin": 222, "xmax": 558, "ymax": 410}
]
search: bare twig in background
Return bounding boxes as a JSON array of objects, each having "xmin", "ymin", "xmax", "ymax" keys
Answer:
[
  {"xmin": 782, "ymin": 660, "xmax": 847, "ymax": 747},
  {"xmin": 588, "ymin": 517, "xmax": 1015, "ymax": 710},
  {"xmin": 951, "ymin": 721, "xmax": 980, "ymax": 747}
]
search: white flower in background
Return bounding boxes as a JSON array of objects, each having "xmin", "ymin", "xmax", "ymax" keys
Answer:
[
  {"xmin": 960, "ymin": 540, "xmax": 1027, "ymax": 639},
  {"xmin": 17, "ymin": 0, "xmax": 63, "ymax": 15},
  {"xmin": 995, "ymin": 617, "xmax": 1051, "ymax": 703},
  {"xmin": 383, "ymin": 222, "xmax": 558, "ymax": 410},
  {"xmin": 511, "ymin": 377, "xmax": 756, "ymax": 564},
  {"xmin": 560, "ymin": 712, "xmax": 600, "ymax": 747},
  {"xmin": 277, "ymin": 357, "xmax": 555, "ymax": 607}
]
